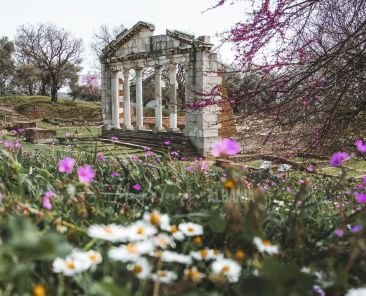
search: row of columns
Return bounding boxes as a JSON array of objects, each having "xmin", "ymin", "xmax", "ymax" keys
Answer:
[{"xmin": 111, "ymin": 65, "xmax": 179, "ymax": 132}]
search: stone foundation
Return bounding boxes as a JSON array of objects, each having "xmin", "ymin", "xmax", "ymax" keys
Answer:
[{"xmin": 25, "ymin": 128, "xmax": 57, "ymax": 144}]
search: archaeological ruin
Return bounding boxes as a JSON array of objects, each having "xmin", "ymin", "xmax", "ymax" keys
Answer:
[{"xmin": 100, "ymin": 21, "xmax": 233, "ymax": 156}]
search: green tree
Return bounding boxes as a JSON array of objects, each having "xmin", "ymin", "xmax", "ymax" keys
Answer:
[{"xmin": 0, "ymin": 37, "xmax": 15, "ymax": 95}]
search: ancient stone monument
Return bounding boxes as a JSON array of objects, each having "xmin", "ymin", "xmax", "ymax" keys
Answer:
[{"xmin": 100, "ymin": 21, "xmax": 225, "ymax": 156}]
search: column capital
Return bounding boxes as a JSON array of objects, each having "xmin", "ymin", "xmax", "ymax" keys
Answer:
[
  {"xmin": 155, "ymin": 65, "xmax": 163, "ymax": 74},
  {"xmin": 123, "ymin": 68, "xmax": 130, "ymax": 77},
  {"xmin": 135, "ymin": 68, "xmax": 143, "ymax": 76}
]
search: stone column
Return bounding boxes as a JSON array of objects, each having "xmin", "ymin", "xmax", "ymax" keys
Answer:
[
  {"xmin": 168, "ymin": 64, "xmax": 179, "ymax": 132},
  {"xmin": 154, "ymin": 66, "xmax": 165, "ymax": 132},
  {"xmin": 135, "ymin": 68, "xmax": 144, "ymax": 130},
  {"xmin": 111, "ymin": 71, "xmax": 121, "ymax": 129},
  {"xmin": 123, "ymin": 68, "xmax": 133, "ymax": 130}
]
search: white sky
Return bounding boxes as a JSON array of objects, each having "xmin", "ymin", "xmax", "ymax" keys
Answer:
[{"xmin": 1, "ymin": 0, "xmax": 247, "ymax": 73}]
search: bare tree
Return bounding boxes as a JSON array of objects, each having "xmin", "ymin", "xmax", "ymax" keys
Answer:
[{"xmin": 15, "ymin": 24, "xmax": 82, "ymax": 102}]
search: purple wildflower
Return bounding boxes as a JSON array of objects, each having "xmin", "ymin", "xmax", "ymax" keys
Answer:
[
  {"xmin": 132, "ymin": 183, "xmax": 142, "ymax": 191},
  {"xmin": 187, "ymin": 165, "xmax": 195, "ymax": 173},
  {"xmin": 111, "ymin": 171, "xmax": 120, "ymax": 177},
  {"xmin": 111, "ymin": 136, "xmax": 118, "ymax": 141},
  {"xmin": 77, "ymin": 165, "xmax": 96, "ymax": 183},
  {"xmin": 351, "ymin": 224, "xmax": 363, "ymax": 233},
  {"xmin": 211, "ymin": 138, "xmax": 241, "ymax": 157},
  {"xmin": 146, "ymin": 151, "xmax": 155, "ymax": 157},
  {"xmin": 42, "ymin": 190, "xmax": 55, "ymax": 210},
  {"xmin": 313, "ymin": 285, "xmax": 326, "ymax": 296},
  {"xmin": 58, "ymin": 157, "xmax": 76, "ymax": 174},
  {"xmin": 96, "ymin": 152, "xmax": 105, "ymax": 162},
  {"xmin": 329, "ymin": 152, "xmax": 350, "ymax": 167},
  {"xmin": 355, "ymin": 139, "xmax": 366, "ymax": 153},
  {"xmin": 355, "ymin": 192, "xmax": 366, "ymax": 204},
  {"xmin": 130, "ymin": 154, "xmax": 138, "ymax": 161},
  {"xmin": 306, "ymin": 164, "xmax": 314, "ymax": 172},
  {"xmin": 164, "ymin": 140, "xmax": 172, "ymax": 145},
  {"xmin": 334, "ymin": 228, "xmax": 344, "ymax": 237}
]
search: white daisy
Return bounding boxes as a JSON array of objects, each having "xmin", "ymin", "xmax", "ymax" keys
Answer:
[
  {"xmin": 345, "ymin": 287, "xmax": 366, "ymax": 296},
  {"xmin": 178, "ymin": 222, "xmax": 203, "ymax": 237},
  {"xmin": 127, "ymin": 257, "xmax": 152, "ymax": 279},
  {"xmin": 184, "ymin": 266, "xmax": 205, "ymax": 282},
  {"xmin": 190, "ymin": 248, "xmax": 223, "ymax": 261},
  {"xmin": 161, "ymin": 250, "xmax": 192, "ymax": 265},
  {"xmin": 211, "ymin": 258, "xmax": 242, "ymax": 283},
  {"xmin": 127, "ymin": 220, "xmax": 157, "ymax": 241},
  {"xmin": 71, "ymin": 249, "xmax": 102, "ymax": 268},
  {"xmin": 87, "ymin": 224, "xmax": 129, "ymax": 242},
  {"xmin": 143, "ymin": 210, "xmax": 170, "ymax": 229},
  {"xmin": 52, "ymin": 257, "xmax": 88, "ymax": 276},
  {"xmin": 161, "ymin": 224, "xmax": 185, "ymax": 241},
  {"xmin": 253, "ymin": 237, "xmax": 279, "ymax": 255},
  {"xmin": 151, "ymin": 270, "xmax": 178, "ymax": 283},
  {"xmin": 108, "ymin": 240, "xmax": 154, "ymax": 262},
  {"xmin": 153, "ymin": 233, "xmax": 176, "ymax": 249}
]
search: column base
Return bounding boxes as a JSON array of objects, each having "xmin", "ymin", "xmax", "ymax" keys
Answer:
[
  {"xmin": 167, "ymin": 127, "xmax": 181, "ymax": 133},
  {"xmin": 135, "ymin": 126, "xmax": 149, "ymax": 131},
  {"xmin": 123, "ymin": 125, "xmax": 134, "ymax": 131},
  {"xmin": 153, "ymin": 127, "xmax": 166, "ymax": 133}
]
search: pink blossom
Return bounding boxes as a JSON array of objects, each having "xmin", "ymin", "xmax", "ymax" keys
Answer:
[
  {"xmin": 329, "ymin": 152, "xmax": 350, "ymax": 167},
  {"xmin": 42, "ymin": 190, "xmax": 55, "ymax": 210},
  {"xmin": 355, "ymin": 192, "xmax": 366, "ymax": 204},
  {"xmin": 351, "ymin": 224, "xmax": 363, "ymax": 233},
  {"xmin": 77, "ymin": 165, "xmax": 96, "ymax": 183},
  {"xmin": 111, "ymin": 136, "xmax": 118, "ymax": 141},
  {"xmin": 211, "ymin": 138, "xmax": 241, "ymax": 157},
  {"xmin": 132, "ymin": 183, "xmax": 141, "ymax": 191},
  {"xmin": 355, "ymin": 139, "xmax": 366, "ymax": 153},
  {"xmin": 111, "ymin": 171, "xmax": 120, "ymax": 177},
  {"xmin": 130, "ymin": 154, "xmax": 138, "ymax": 161},
  {"xmin": 187, "ymin": 166, "xmax": 195, "ymax": 173},
  {"xmin": 58, "ymin": 157, "xmax": 76, "ymax": 174},
  {"xmin": 96, "ymin": 152, "xmax": 105, "ymax": 162},
  {"xmin": 306, "ymin": 164, "xmax": 314, "ymax": 172},
  {"xmin": 146, "ymin": 151, "xmax": 155, "ymax": 157},
  {"xmin": 164, "ymin": 140, "xmax": 172, "ymax": 145},
  {"xmin": 334, "ymin": 228, "xmax": 344, "ymax": 237}
]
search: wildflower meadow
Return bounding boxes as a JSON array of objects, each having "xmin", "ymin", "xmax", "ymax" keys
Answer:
[{"xmin": 1, "ymin": 131, "xmax": 366, "ymax": 296}]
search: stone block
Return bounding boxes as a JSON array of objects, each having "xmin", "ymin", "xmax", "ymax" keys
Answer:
[{"xmin": 25, "ymin": 128, "xmax": 57, "ymax": 144}]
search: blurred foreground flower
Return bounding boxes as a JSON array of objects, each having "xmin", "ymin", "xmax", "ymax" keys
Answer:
[
  {"xmin": 355, "ymin": 139, "xmax": 366, "ymax": 153},
  {"xmin": 211, "ymin": 258, "xmax": 241, "ymax": 283},
  {"xmin": 58, "ymin": 157, "xmax": 76, "ymax": 174},
  {"xmin": 329, "ymin": 152, "xmax": 350, "ymax": 167},
  {"xmin": 42, "ymin": 190, "xmax": 55, "ymax": 210},
  {"xmin": 77, "ymin": 165, "xmax": 96, "ymax": 183},
  {"xmin": 211, "ymin": 138, "xmax": 241, "ymax": 157},
  {"xmin": 253, "ymin": 237, "xmax": 279, "ymax": 255}
]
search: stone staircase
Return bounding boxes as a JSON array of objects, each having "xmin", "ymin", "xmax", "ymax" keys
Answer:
[{"xmin": 102, "ymin": 129, "xmax": 198, "ymax": 158}]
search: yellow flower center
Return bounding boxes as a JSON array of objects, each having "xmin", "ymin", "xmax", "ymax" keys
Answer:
[
  {"xmin": 104, "ymin": 226, "xmax": 113, "ymax": 234},
  {"xmin": 132, "ymin": 264, "xmax": 143, "ymax": 274},
  {"xmin": 89, "ymin": 253, "xmax": 98, "ymax": 262},
  {"xmin": 263, "ymin": 240, "xmax": 272, "ymax": 246},
  {"xmin": 127, "ymin": 243, "xmax": 138, "ymax": 253},
  {"xmin": 222, "ymin": 265, "xmax": 230, "ymax": 273},
  {"xmin": 170, "ymin": 225, "xmax": 178, "ymax": 233},
  {"xmin": 235, "ymin": 249, "xmax": 246, "ymax": 261},
  {"xmin": 193, "ymin": 236, "xmax": 203, "ymax": 245},
  {"xmin": 66, "ymin": 260, "xmax": 76, "ymax": 270},
  {"xmin": 224, "ymin": 179, "xmax": 236, "ymax": 190},
  {"xmin": 158, "ymin": 270, "xmax": 167, "ymax": 277},
  {"xmin": 187, "ymin": 267, "xmax": 202, "ymax": 282},
  {"xmin": 32, "ymin": 284, "xmax": 46, "ymax": 296},
  {"xmin": 187, "ymin": 226, "xmax": 195, "ymax": 233},
  {"xmin": 150, "ymin": 211, "xmax": 161, "ymax": 225},
  {"xmin": 137, "ymin": 226, "xmax": 145, "ymax": 235},
  {"xmin": 200, "ymin": 249, "xmax": 209, "ymax": 258}
]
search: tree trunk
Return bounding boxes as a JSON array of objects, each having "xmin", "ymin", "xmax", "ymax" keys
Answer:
[{"xmin": 51, "ymin": 87, "xmax": 58, "ymax": 103}]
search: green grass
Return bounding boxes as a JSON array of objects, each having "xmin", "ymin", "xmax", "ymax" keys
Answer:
[{"xmin": 0, "ymin": 95, "xmax": 101, "ymax": 122}]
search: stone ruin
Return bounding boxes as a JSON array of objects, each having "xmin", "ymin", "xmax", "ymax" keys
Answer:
[{"xmin": 100, "ymin": 21, "xmax": 234, "ymax": 156}]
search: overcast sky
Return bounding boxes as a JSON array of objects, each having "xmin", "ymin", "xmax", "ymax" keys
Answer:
[{"xmin": 1, "ymin": 0, "xmax": 247, "ymax": 72}]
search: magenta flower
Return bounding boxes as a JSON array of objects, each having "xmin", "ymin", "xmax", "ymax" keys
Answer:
[
  {"xmin": 58, "ymin": 157, "xmax": 76, "ymax": 174},
  {"xmin": 187, "ymin": 165, "xmax": 195, "ymax": 173},
  {"xmin": 334, "ymin": 228, "xmax": 344, "ymax": 237},
  {"xmin": 146, "ymin": 151, "xmax": 155, "ymax": 157},
  {"xmin": 42, "ymin": 190, "xmax": 55, "ymax": 210},
  {"xmin": 329, "ymin": 152, "xmax": 350, "ymax": 167},
  {"xmin": 211, "ymin": 138, "xmax": 241, "ymax": 157},
  {"xmin": 355, "ymin": 192, "xmax": 366, "ymax": 204},
  {"xmin": 111, "ymin": 136, "xmax": 118, "ymax": 141},
  {"xmin": 132, "ymin": 183, "xmax": 141, "ymax": 191},
  {"xmin": 77, "ymin": 165, "xmax": 96, "ymax": 183},
  {"xmin": 96, "ymin": 152, "xmax": 105, "ymax": 162},
  {"xmin": 130, "ymin": 154, "xmax": 138, "ymax": 161},
  {"xmin": 351, "ymin": 224, "xmax": 363, "ymax": 233},
  {"xmin": 111, "ymin": 171, "xmax": 120, "ymax": 177},
  {"xmin": 306, "ymin": 164, "xmax": 314, "ymax": 172},
  {"xmin": 164, "ymin": 140, "xmax": 172, "ymax": 145},
  {"xmin": 355, "ymin": 139, "xmax": 366, "ymax": 153}
]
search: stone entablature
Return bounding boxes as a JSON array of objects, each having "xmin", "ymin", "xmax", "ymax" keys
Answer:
[{"xmin": 100, "ymin": 21, "xmax": 223, "ymax": 156}]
